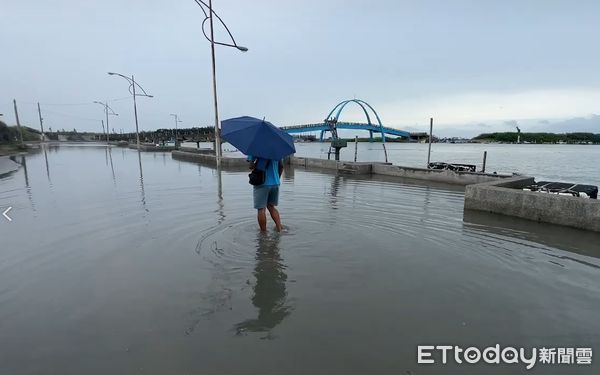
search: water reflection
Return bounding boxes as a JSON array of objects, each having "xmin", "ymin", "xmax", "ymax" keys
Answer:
[
  {"xmin": 137, "ymin": 150, "xmax": 148, "ymax": 211},
  {"xmin": 42, "ymin": 144, "xmax": 51, "ymax": 183},
  {"xmin": 20, "ymin": 155, "xmax": 35, "ymax": 211},
  {"xmin": 463, "ymin": 209, "xmax": 600, "ymax": 260},
  {"xmin": 234, "ymin": 232, "xmax": 292, "ymax": 338},
  {"xmin": 215, "ymin": 167, "xmax": 225, "ymax": 224},
  {"xmin": 330, "ymin": 174, "xmax": 341, "ymax": 207},
  {"xmin": 107, "ymin": 147, "xmax": 115, "ymax": 184}
]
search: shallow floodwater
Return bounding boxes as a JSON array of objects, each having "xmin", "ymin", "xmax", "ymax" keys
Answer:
[{"xmin": 1, "ymin": 145, "xmax": 599, "ymax": 375}]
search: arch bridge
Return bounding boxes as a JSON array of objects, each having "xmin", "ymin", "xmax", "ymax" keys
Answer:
[{"xmin": 280, "ymin": 99, "xmax": 411, "ymax": 142}]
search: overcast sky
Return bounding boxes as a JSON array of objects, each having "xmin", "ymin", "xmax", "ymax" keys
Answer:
[{"xmin": 1, "ymin": 0, "xmax": 599, "ymax": 137}]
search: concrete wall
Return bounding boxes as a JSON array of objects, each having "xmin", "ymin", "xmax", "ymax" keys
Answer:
[
  {"xmin": 172, "ymin": 150, "xmax": 248, "ymax": 168},
  {"xmin": 465, "ymin": 176, "xmax": 600, "ymax": 232},
  {"xmin": 291, "ymin": 156, "xmax": 510, "ymax": 183},
  {"xmin": 178, "ymin": 147, "xmax": 214, "ymax": 155},
  {"xmin": 128, "ymin": 143, "xmax": 178, "ymax": 152},
  {"xmin": 372, "ymin": 164, "xmax": 508, "ymax": 186},
  {"xmin": 0, "ymin": 157, "xmax": 21, "ymax": 176},
  {"xmin": 291, "ymin": 156, "xmax": 380, "ymax": 175}
]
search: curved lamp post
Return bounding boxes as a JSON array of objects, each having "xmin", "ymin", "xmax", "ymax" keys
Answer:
[
  {"xmin": 94, "ymin": 100, "xmax": 118, "ymax": 144},
  {"xmin": 170, "ymin": 113, "xmax": 182, "ymax": 147},
  {"xmin": 107, "ymin": 72, "xmax": 153, "ymax": 148},
  {"xmin": 193, "ymin": 0, "xmax": 247, "ymax": 166}
]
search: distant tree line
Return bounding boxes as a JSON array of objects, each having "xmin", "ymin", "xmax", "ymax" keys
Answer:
[
  {"xmin": 0, "ymin": 121, "xmax": 41, "ymax": 143},
  {"xmin": 473, "ymin": 132, "xmax": 600, "ymax": 144},
  {"xmin": 150, "ymin": 127, "xmax": 215, "ymax": 142}
]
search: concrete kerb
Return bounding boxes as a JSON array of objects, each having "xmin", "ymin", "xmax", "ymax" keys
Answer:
[{"xmin": 465, "ymin": 176, "xmax": 600, "ymax": 232}]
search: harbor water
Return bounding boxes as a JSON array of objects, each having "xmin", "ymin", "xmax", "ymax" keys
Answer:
[{"xmin": 1, "ymin": 145, "xmax": 599, "ymax": 374}]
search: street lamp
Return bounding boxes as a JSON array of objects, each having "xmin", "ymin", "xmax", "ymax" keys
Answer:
[
  {"xmin": 170, "ymin": 113, "xmax": 182, "ymax": 147},
  {"xmin": 193, "ymin": 0, "xmax": 247, "ymax": 167},
  {"xmin": 94, "ymin": 101, "xmax": 118, "ymax": 144},
  {"xmin": 107, "ymin": 72, "xmax": 153, "ymax": 149}
]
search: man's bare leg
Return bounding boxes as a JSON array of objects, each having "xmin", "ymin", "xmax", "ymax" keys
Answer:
[
  {"xmin": 267, "ymin": 204, "xmax": 283, "ymax": 232},
  {"xmin": 257, "ymin": 208, "xmax": 267, "ymax": 232}
]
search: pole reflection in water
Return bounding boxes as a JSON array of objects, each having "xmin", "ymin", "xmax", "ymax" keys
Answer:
[
  {"xmin": 137, "ymin": 150, "xmax": 148, "ymax": 211},
  {"xmin": 215, "ymin": 166, "xmax": 225, "ymax": 224},
  {"xmin": 107, "ymin": 147, "xmax": 116, "ymax": 184},
  {"xmin": 330, "ymin": 174, "xmax": 341, "ymax": 208},
  {"xmin": 20, "ymin": 155, "xmax": 35, "ymax": 211},
  {"xmin": 234, "ymin": 232, "xmax": 292, "ymax": 338},
  {"xmin": 42, "ymin": 144, "xmax": 51, "ymax": 183}
]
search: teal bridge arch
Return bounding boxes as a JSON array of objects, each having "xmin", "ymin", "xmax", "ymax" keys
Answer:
[{"xmin": 280, "ymin": 99, "xmax": 411, "ymax": 143}]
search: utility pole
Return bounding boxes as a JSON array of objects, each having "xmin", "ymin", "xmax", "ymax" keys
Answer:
[
  {"xmin": 13, "ymin": 99, "xmax": 24, "ymax": 145},
  {"xmin": 101, "ymin": 120, "xmax": 106, "ymax": 141},
  {"xmin": 132, "ymin": 75, "xmax": 140, "ymax": 148},
  {"xmin": 94, "ymin": 101, "xmax": 117, "ymax": 145},
  {"xmin": 170, "ymin": 114, "xmax": 181, "ymax": 147},
  {"xmin": 37, "ymin": 102, "xmax": 45, "ymax": 141},
  {"xmin": 482, "ymin": 151, "xmax": 488, "ymax": 173},
  {"xmin": 104, "ymin": 100, "xmax": 110, "ymax": 144},
  {"xmin": 107, "ymin": 71, "xmax": 152, "ymax": 148},
  {"xmin": 426, "ymin": 117, "xmax": 433, "ymax": 168},
  {"xmin": 209, "ymin": 0, "xmax": 221, "ymax": 167}
]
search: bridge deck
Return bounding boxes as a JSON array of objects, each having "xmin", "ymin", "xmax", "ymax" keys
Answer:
[{"xmin": 281, "ymin": 122, "xmax": 411, "ymax": 138}]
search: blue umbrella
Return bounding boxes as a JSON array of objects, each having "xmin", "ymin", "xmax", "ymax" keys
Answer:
[{"xmin": 221, "ymin": 116, "xmax": 296, "ymax": 160}]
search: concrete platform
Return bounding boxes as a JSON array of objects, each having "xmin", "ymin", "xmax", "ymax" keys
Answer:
[{"xmin": 465, "ymin": 176, "xmax": 600, "ymax": 232}]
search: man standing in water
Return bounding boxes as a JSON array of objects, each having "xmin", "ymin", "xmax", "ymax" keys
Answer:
[{"xmin": 248, "ymin": 156, "xmax": 284, "ymax": 232}]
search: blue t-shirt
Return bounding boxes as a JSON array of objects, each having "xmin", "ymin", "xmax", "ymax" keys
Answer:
[{"xmin": 247, "ymin": 155, "xmax": 280, "ymax": 186}]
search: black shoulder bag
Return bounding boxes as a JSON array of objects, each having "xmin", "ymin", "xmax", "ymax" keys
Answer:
[{"xmin": 248, "ymin": 159, "xmax": 270, "ymax": 186}]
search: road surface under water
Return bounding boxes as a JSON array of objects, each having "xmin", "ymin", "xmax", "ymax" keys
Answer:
[{"xmin": 0, "ymin": 145, "xmax": 599, "ymax": 374}]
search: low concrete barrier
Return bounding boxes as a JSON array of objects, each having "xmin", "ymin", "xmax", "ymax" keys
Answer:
[
  {"xmin": 129, "ymin": 144, "xmax": 176, "ymax": 152},
  {"xmin": 172, "ymin": 150, "xmax": 248, "ymax": 168},
  {"xmin": 291, "ymin": 156, "xmax": 384, "ymax": 175},
  {"xmin": 292, "ymin": 156, "xmax": 508, "ymax": 182},
  {"xmin": 465, "ymin": 176, "xmax": 600, "ymax": 232},
  {"xmin": 0, "ymin": 156, "xmax": 21, "ymax": 176},
  {"xmin": 372, "ymin": 164, "xmax": 508, "ymax": 186},
  {"xmin": 178, "ymin": 147, "xmax": 214, "ymax": 155}
]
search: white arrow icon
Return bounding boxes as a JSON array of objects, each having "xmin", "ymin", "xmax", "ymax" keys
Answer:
[{"xmin": 2, "ymin": 207, "xmax": 12, "ymax": 222}]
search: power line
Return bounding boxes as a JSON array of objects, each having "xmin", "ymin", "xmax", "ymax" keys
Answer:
[
  {"xmin": 19, "ymin": 96, "xmax": 131, "ymax": 106},
  {"xmin": 42, "ymin": 108, "xmax": 102, "ymax": 122}
]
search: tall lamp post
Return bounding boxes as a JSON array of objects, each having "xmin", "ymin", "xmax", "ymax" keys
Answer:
[
  {"xmin": 94, "ymin": 101, "xmax": 118, "ymax": 144},
  {"xmin": 107, "ymin": 72, "xmax": 153, "ymax": 149},
  {"xmin": 170, "ymin": 114, "xmax": 182, "ymax": 147},
  {"xmin": 193, "ymin": 0, "xmax": 247, "ymax": 167}
]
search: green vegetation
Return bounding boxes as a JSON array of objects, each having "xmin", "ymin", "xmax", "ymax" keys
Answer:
[
  {"xmin": 472, "ymin": 132, "xmax": 600, "ymax": 144},
  {"xmin": 0, "ymin": 120, "xmax": 40, "ymax": 155},
  {"xmin": 0, "ymin": 120, "xmax": 41, "ymax": 143}
]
